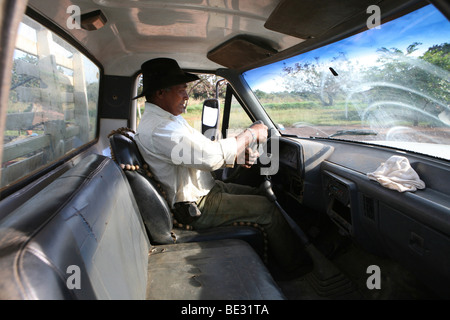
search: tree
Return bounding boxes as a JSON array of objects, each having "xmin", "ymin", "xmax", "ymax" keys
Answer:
[
  {"xmin": 366, "ymin": 42, "xmax": 449, "ymax": 112},
  {"xmin": 9, "ymin": 54, "xmax": 40, "ymax": 103},
  {"xmin": 281, "ymin": 52, "xmax": 355, "ymax": 106},
  {"xmin": 136, "ymin": 73, "xmax": 226, "ymax": 101},
  {"xmin": 421, "ymin": 43, "xmax": 450, "ymax": 70},
  {"xmin": 187, "ymin": 74, "xmax": 226, "ymax": 100},
  {"xmin": 419, "ymin": 43, "xmax": 450, "ymax": 105}
]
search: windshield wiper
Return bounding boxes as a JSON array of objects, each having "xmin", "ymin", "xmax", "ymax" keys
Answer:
[
  {"xmin": 328, "ymin": 129, "xmax": 378, "ymax": 138},
  {"xmin": 280, "ymin": 133, "xmax": 300, "ymax": 138}
]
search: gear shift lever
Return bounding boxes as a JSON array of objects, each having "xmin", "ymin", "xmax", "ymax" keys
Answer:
[
  {"xmin": 262, "ymin": 177, "xmax": 354, "ymax": 296},
  {"xmin": 262, "ymin": 179, "xmax": 277, "ymax": 202},
  {"xmin": 262, "ymin": 177, "xmax": 310, "ymax": 245}
]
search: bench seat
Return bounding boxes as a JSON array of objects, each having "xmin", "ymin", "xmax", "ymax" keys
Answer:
[
  {"xmin": 0, "ymin": 154, "xmax": 284, "ymax": 300},
  {"xmin": 108, "ymin": 129, "xmax": 267, "ymax": 260},
  {"xmin": 147, "ymin": 240, "xmax": 284, "ymax": 300}
]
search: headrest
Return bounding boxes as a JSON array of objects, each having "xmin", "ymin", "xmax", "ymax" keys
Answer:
[{"xmin": 108, "ymin": 128, "xmax": 144, "ymax": 169}]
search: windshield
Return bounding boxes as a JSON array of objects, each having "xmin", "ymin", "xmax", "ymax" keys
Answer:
[{"xmin": 243, "ymin": 4, "xmax": 450, "ymax": 160}]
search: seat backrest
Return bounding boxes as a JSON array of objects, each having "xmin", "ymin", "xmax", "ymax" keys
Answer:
[
  {"xmin": 108, "ymin": 128, "xmax": 269, "ymax": 262},
  {"xmin": 108, "ymin": 128, "xmax": 176, "ymax": 244}
]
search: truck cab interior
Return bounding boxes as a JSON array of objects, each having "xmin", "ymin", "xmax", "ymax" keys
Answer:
[{"xmin": 0, "ymin": 0, "xmax": 449, "ymax": 301}]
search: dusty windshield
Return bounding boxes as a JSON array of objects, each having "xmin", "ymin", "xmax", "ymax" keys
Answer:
[{"xmin": 243, "ymin": 4, "xmax": 450, "ymax": 160}]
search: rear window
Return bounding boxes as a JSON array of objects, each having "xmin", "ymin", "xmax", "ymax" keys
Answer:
[{"xmin": 1, "ymin": 15, "xmax": 100, "ymax": 190}]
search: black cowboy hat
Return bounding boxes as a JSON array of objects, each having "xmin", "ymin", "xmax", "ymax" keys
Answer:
[{"xmin": 133, "ymin": 58, "xmax": 199, "ymax": 99}]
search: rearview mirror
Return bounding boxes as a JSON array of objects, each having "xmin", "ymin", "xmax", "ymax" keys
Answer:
[{"xmin": 201, "ymin": 98, "xmax": 220, "ymax": 141}]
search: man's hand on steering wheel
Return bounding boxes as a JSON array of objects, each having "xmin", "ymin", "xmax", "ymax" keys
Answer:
[
  {"xmin": 224, "ymin": 121, "xmax": 269, "ymax": 182},
  {"xmin": 240, "ymin": 146, "xmax": 260, "ymax": 168},
  {"xmin": 248, "ymin": 121, "xmax": 268, "ymax": 145},
  {"xmin": 237, "ymin": 121, "xmax": 268, "ymax": 168}
]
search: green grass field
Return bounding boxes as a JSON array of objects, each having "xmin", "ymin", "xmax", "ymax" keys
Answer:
[
  {"xmin": 137, "ymin": 97, "xmax": 442, "ymax": 135},
  {"xmin": 171, "ymin": 99, "xmax": 364, "ymax": 130}
]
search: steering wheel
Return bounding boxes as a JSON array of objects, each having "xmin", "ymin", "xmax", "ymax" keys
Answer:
[
  {"xmin": 221, "ymin": 126, "xmax": 273, "ymax": 183},
  {"xmin": 221, "ymin": 146, "xmax": 258, "ymax": 182}
]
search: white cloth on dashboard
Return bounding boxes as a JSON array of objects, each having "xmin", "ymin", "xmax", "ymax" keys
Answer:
[{"xmin": 367, "ymin": 155, "xmax": 425, "ymax": 192}]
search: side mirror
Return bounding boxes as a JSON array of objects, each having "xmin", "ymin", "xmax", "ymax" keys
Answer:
[{"xmin": 201, "ymin": 98, "xmax": 220, "ymax": 141}]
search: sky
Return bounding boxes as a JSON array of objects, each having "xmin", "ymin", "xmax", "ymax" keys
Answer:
[{"xmin": 244, "ymin": 4, "xmax": 450, "ymax": 93}]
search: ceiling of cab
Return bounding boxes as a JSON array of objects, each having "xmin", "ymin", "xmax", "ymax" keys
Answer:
[
  {"xmin": 26, "ymin": 0, "xmax": 425, "ymax": 77},
  {"xmin": 27, "ymin": 0, "xmax": 304, "ymax": 76}
]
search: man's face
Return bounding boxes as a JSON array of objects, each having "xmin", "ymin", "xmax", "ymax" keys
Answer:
[{"xmin": 160, "ymin": 83, "xmax": 189, "ymax": 116}]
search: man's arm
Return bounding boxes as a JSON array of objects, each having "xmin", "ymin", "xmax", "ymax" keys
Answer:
[{"xmin": 235, "ymin": 122, "xmax": 268, "ymax": 168}]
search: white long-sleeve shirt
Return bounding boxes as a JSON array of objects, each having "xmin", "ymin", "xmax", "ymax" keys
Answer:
[{"xmin": 135, "ymin": 103, "xmax": 237, "ymax": 207}]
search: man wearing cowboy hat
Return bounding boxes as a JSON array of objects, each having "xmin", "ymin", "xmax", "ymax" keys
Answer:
[{"xmin": 134, "ymin": 58, "xmax": 310, "ymax": 276}]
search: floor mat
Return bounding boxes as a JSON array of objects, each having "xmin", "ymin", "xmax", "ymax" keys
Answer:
[{"xmin": 277, "ymin": 242, "xmax": 437, "ymax": 300}]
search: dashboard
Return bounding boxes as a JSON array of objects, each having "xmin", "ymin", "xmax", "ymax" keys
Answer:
[
  {"xmin": 274, "ymin": 135, "xmax": 450, "ymax": 298},
  {"xmin": 274, "ymin": 138, "xmax": 305, "ymax": 203}
]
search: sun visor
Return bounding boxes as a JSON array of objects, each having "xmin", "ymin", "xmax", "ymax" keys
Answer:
[
  {"xmin": 264, "ymin": 0, "xmax": 382, "ymax": 39},
  {"xmin": 207, "ymin": 35, "xmax": 278, "ymax": 69}
]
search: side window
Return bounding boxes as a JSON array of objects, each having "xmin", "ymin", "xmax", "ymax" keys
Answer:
[
  {"xmin": 135, "ymin": 74, "xmax": 252, "ymax": 138},
  {"xmin": 1, "ymin": 15, "xmax": 100, "ymax": 190},
  {"xmin": 226, "ymin": 94, "xmax": 253, "ymax": 138},
  {"xmin": 136, "ymin": 73, "xmax": 226, "ymax": 132}
]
